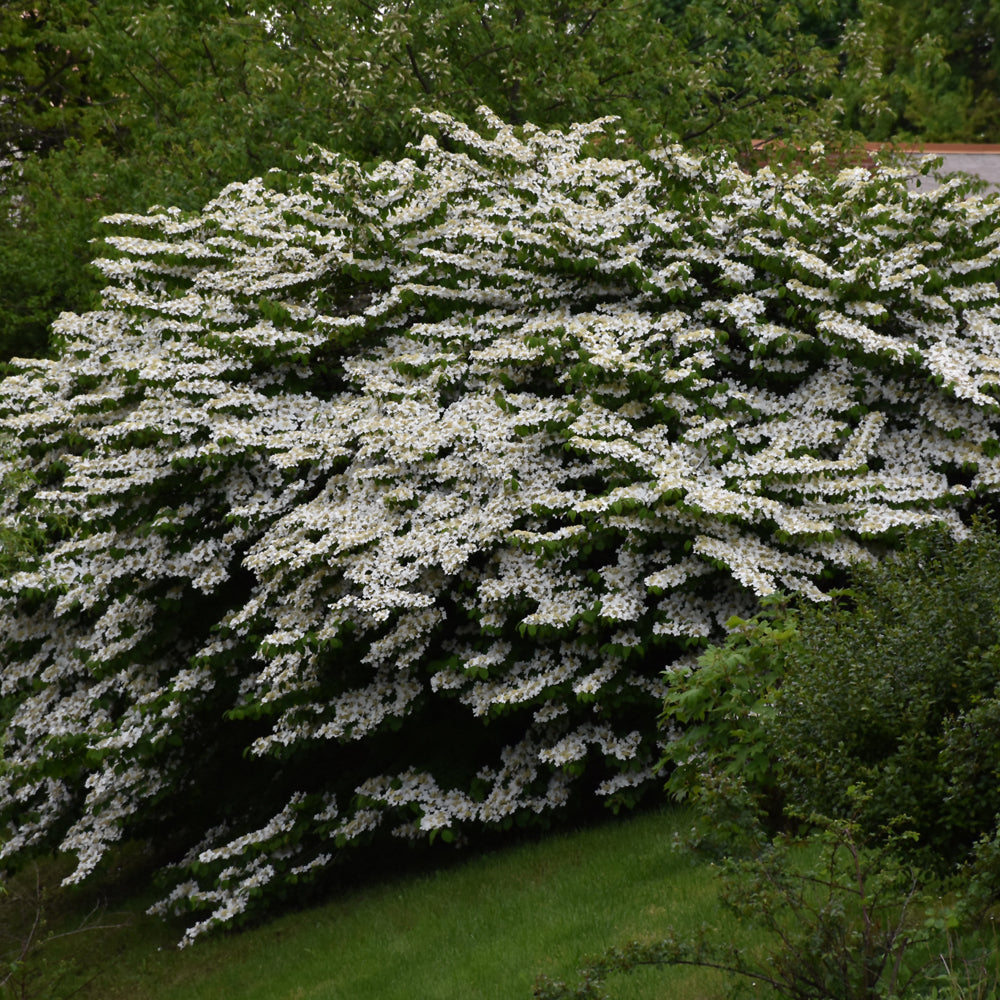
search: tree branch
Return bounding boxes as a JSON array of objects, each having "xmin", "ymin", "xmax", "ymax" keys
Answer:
[{"xmin": 405, "ymin": 43, "xmax": 433, "ymax": 95}]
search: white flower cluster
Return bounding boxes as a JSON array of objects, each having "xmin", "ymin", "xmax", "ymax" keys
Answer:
[{"xmin": 1, "ymin": 107, "xmax": 999, "ymax": 942}]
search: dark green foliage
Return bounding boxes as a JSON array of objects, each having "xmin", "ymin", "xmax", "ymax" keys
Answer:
[
  {"xmin": 654, "ymin": 0, "xmax": 1000, "ymax": 143},
  {"xmin": 660, "ymin": 517, "xmax": 1000, "ymax": 877},
  {"xmin": 770, "ymin": 519, "xmax": 1000, "ymax": 873},
  {"xmin": 838, "ymin": 0, "xmax": 1000, "ymax": 142},
  {"xmin": 660, "ymin": 600, "xmax": 798, "ymax": 823},
  {"xmin": 646, "ymin": 0, "xmax": 841, "ymax": 146}
]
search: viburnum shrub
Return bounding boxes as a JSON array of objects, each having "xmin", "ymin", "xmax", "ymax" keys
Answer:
[{"xmin": 2, "ymin": 109, "xmax": 1000, "ymax": 944}]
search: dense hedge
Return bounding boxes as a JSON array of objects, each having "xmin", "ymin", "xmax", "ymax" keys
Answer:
[{"xmin": 2, "ymin": 110, "xmax": 1000, "ymax": 942}]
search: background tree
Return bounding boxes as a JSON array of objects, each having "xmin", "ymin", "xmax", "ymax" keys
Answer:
[
  {"xmin": 0, "ymin": 0, "xmax": 855, "ymax": 364},
  {"xmin": 835, "ymin": 0, "xmax": 1000, "ymax": 142}
]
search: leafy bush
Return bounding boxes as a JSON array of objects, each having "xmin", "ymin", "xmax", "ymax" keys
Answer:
[
  {"xmin": 663, "ymin": 517, "xmax": 1000, "ymax": 878},
  {"xmin": 660, "ymin": 598, "xmax": 798, "ymax": 829},
  {"xmin": 771, "ymin": 519, "xmax": 1000, "ymax": 873},
  {"xmin": 2, "ymin": 110, "xmax": 1000, "ymax": 943}
]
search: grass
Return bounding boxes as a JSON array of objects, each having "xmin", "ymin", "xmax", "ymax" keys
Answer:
[{"xmin": 2, "ymin": 804, "xmax": 746, "ymax": 1000}]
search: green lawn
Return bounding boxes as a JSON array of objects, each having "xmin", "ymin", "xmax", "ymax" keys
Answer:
[{"xmin": 8, "ymin": 805, "xmax": 741, "ymax": 1000}]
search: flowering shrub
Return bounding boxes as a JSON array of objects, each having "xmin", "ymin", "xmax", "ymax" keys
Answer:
[{"xmin": 2, "ymin": 109, "xmax": 1000, "ymax": 943}]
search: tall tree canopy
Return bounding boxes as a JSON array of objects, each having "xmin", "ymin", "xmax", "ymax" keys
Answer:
[
  {"xmin": 0, "ymin": 0, "xmax": 855, "ymax": 362},
  {"xmin": 836, "ymin": 0, "xmax": 1000, "ymax": 142}
]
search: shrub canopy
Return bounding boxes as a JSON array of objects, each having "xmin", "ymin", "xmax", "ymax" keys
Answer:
[
  {"xmin": 660, "ymin": 518, "xmax": 1000, "ymax": 897},
  {"xmin": 2, "ymin": 110, "xmax": 1000, "ymax": 943}
]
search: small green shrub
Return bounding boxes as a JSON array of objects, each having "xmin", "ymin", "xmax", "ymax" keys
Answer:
[
  {"xmin": 661, "ymin": 517, "xmax": 1000, "ymax": 876},
  {"xmin": 660, "ymin": 597, "xmax": 798, "ymax": 828},
  {"xmin": 769, "ymin": 518, "xmax": 1000, "ymax": 874}
]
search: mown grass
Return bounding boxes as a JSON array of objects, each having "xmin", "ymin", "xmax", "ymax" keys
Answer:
[{"xmin": 3, "ymin": 805, "xmax": 748, "ymax": 1000}]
